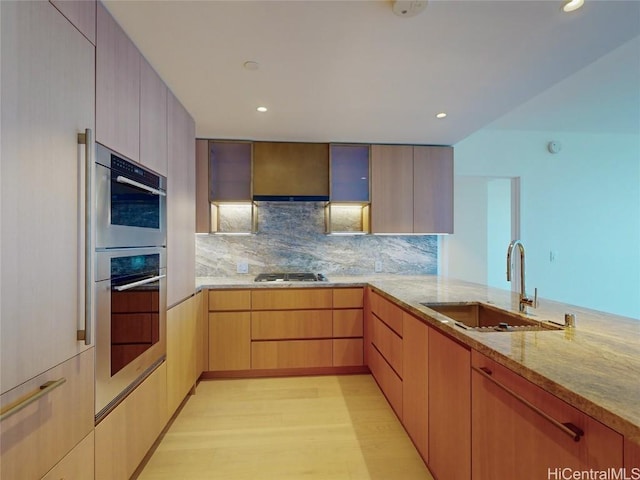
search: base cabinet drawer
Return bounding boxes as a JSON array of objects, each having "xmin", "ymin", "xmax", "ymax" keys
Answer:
[
  {"xmin": 333, "ymin": 338, "xmax": 364, "ymax": 366},
  {"xmin": 251, "ymin": 310, "xmax": 332, "ymax": 340},
  {"xmin": 252, "ymin": 339, "xmax": 333, "ymax": 369},
  {"xmin": 0, "ymin": 348, "xmax": 94, "ymax": 480},
  {"xmin": 42, "ymin": 431, "xmax": 94, "ymax": 480},
  {"xmin": 369, "ymin": 345, "xmax": 403, "ymax": 419},
  {"xmin": 371, "ymin": 315, "xmax": 403, "ymax": 377},
  {"xmin": 471, "ymin": 351, "xmax": 623, "ymax": 479}
]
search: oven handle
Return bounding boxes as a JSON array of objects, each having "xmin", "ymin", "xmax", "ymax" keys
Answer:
[
  {"xmin": 114, "ymin": 274, "xmax": 166, "ymax": 292},
  {"xmin": 116, "ymin": 175, "xmax": 167, "ymax": 196}
]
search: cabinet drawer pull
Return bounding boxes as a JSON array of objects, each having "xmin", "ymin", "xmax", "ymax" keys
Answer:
[
  {"xmin": 472, "ymin": 366, "xmax": 584, "ymax": 442},
  {"xmin": 77, "ymin": 128, "xmax": 93, "ymax": 345},
  {"xmin": 0, "ymin": 378, "xmax": 67, "ymax": 421}
]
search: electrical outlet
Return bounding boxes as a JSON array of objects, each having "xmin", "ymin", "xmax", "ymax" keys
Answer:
[
  {"xmin": 237, "ymin": 262, "xmax": 249, "ymax": 274},
  {"xmin": 374, "ymin": 260, "xmax": 383, "ymax": 273}
]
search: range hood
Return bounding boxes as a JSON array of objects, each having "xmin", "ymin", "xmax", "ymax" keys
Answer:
[{"xmin": 252, "ymin": 142, "xmax": 329, "ymax": 201}]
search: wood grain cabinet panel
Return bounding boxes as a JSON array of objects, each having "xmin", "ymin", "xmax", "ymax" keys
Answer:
[
  {"xmin": 95, "ymin": 363, "xmax": 167, "ymax": 480},
  {"xmin": 372, "ymin": 316, "xmax": 403, "ymax": 377},
  {"xmin": 428, "ymin": 329, "xmax": 471, "ymax": 480},
  {"xmin": 0, "ymin": 349, "xmax": 94, "ymax": 480},
  {"xmin": 42, "ymin": 431, "xmax": 94, "ymax": 480},
  {"xmin": 471, "ymin": 351, "xmax": 623, "ymax": 479},
  {"xmin": 251, "ymin": 310, "xmax": 333, "ymax": 340},
  {"xmin": 333, "ymin": 309, "xmax": 364, "ymax": 337},
  {"xmin": 333, "ymin": 338, "xmax": 364, "ymax": 367},
  {"xmin": 1, "ymin": 0, "xmax": 94, "ymax": 393},
  {"xmin": 625, "ymin": 438, "xmax": 640, "ymax": 469},
  {"xmin": 208, "ymin": 312, "xmax": 251, "ymax": 371},
  {"xmin": 140, "ymin": 56, "xmax": 168, "ymax": 176},
  {"xmin": 413, "ymin": 146, "xmax": 453, "ymax": 234},
  {"xmin": 369, "ymin": 345, "xmax": 403, "ymax": 419},
  {"xmin": 252, "ymin": 288, "xmax": 333, "ymax": 310},
  {"xmin": 371, "ymin": 144, "xmax": 414, "ymax": 233},
  {"xmin": 252, "ymin": 340, "xmax": 333, "ymax": 369},
  {"xmin": 402, "ymin": 313, "xmax": 429, "ymax": 462},
  {"xmin": 333, "ymin": 287, "xmax": 364, "ymax": 308},
  {"xmin": 50, "ymin": 0, "xmax": 96, "ymax": 44},
  {"xmin": 96, "ymin": 1, "xmax": 140, "ymax": 162},
  {"xmin": 369, "ymin": 291, "xmax": 403, "ymax": 337},
  {"xmin": 209, "ymin": 289, "xmax": 252, "ymax": 311}
]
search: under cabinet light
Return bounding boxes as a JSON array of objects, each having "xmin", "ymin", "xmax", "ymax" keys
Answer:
[{"xmin": 562, "ymin": 0, "xmax": 584, "ymax": 12}]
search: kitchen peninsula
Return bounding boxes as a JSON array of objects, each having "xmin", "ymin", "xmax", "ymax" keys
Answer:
[{"xmin": 198, "ymin": 274, "xmax": 640, "ymax": 478}]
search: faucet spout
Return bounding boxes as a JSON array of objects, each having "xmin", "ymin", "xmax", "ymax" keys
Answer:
[{"xmin": 506, "ymin": 240, "xmax": 537, "ymax": 312}]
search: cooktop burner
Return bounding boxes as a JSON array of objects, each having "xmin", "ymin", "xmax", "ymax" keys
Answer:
[{"xmin": 254, "ymin": 272, "xmax": 327, "ymax": 282}]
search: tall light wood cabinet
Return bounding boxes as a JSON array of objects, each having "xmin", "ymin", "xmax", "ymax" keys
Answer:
[
  {"xmin": 167, "ymin": 90, "xmax": 196, "ymax": 306},
  {"xmin": 50, "ymin": 0, "xmax": 97, "ymax": 45},
  {"xmin": 96, "ymin": 1, "xmax": 140, "ymax": 162},
  {"xmin": 1, "ymin": 0, "xmax": 95, "ymax": 394},
  {"xmin": 371, "ymin": 144, "xmax": 453, "ymax": 234}
]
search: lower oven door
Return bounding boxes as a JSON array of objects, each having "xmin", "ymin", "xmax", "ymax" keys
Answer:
[{"xmin": 95, "ymin": 247, "xmax": 166, "ymax": 422}]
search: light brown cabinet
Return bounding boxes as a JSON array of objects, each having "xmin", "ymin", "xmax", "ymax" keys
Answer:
[
  {"xmin": 42, "ymin": 431, "xmax": 95, "ymax": 480},
  {"xmin": 428, "ymin": 328, "xmax": 471, "ymax": 480},
  {"xmin": 167, "ymin": 293, "xmax": 203, "ymax": 417},
  {"xmin": 471, "ymin": 351, "xmax": 623, "ymax": 479},
  {"xmin": 253, "ymin": 142, "xmax": 329, "ymax": 199},
  {"xmin": 207, "ymin": 287, "xmax": 365, "ymax": 373},
  {"xmin": 95, "ymin": 362, "xmax": 168, "ymax": 480},
  {"xmin": 96, "ymin": 2, "xmax": 140, "ymax": 162},
  {"xmin": 1, "ymin": 0, "xmax": 95, "ymax": 395},
  {"xmin": 625, "ymin": 438, "xmax": 640, "ymax": 469},
  {"xmin": 402, "ymin": 312, "xmax": 429, "ymax": 462},
  {"xmin": 371, "ymin": 144, "xmax": 453, "ymax": 234},
  {"xmin": 167, "ymin": 90, "xmax": 196, "ymax": 306}
]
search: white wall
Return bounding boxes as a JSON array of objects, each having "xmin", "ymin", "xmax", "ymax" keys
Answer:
[{"xmin": 445, "ymin": 130, "xmax": 640, "ymax": 319}]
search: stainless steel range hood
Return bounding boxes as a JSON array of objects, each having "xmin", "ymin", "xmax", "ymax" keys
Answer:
[{"xmin": 252, "ymin": 142, "xmax": 329, "ymax": 201}]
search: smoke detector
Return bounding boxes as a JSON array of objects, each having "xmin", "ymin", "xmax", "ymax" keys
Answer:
[{"xmin": 392, "ymin": 1, "xmax": 428, "ymax": 17}]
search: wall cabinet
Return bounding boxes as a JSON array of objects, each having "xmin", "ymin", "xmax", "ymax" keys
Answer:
[
  {"xmin": 1, "ymin": 0, "xmax": 95, "ymax": 396},
  {"xmin": 371, "ymin": 144, "xmax": 453, "ymax": 234},
  {"xmin": 95, "ymin": 362, "xmax": 168, "ymax": 480},
  {"xmin": 167, "ymin": 90, "xmax": 196, "ymax": 306},
  {"xmin": 471, "ymin": 351, "xmax": 623, "ymax": 479},
  {"xmin": 167, "ymin": 293, "xmax": 203, "ymax": 417},
  {"xmin": 96, "ymin": 1, "xmax": 140, "ymax": 162}
]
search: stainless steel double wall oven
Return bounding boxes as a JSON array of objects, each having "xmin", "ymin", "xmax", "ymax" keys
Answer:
[{"xmin": 94, "ymin": 144, "xmax": 167, "ymax": 422}]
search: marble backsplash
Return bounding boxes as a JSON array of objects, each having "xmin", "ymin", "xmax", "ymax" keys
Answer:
[{"xmin": 196, "ymin": 202, "xmax": 438, "ymax": 276}]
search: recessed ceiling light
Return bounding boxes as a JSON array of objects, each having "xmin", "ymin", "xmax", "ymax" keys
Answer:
[
  {"xmin": 243, "ymin": 61, "xmax": 259, "ymax": 71},
  {"xmin": 436, "ymin": 112, "xmax": 447, "ymax": 119},
  {"xmin": 562, "ymin": 0, "xmax": 584, "ymax": 12},
  {"xmin": 256, "ymin": 106, "xmax": 268, "ymax": 113}
]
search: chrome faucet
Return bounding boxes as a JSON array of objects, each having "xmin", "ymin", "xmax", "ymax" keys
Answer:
[{"xmin": 506, "ymin": 240, "xmax": 538, "ymax": 313}]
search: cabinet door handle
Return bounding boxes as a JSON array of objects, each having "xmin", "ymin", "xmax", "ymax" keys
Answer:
[
  {"xmin": 472, "ymin": 365, "xmax": 585, "ymax": 442},
  {"xmin": 77, "ymin": 129, "xmax": 93, "ymax": 345},
  {"xmin": 0, "ymin": 378, "xmax": 67, "ymax": 421}
]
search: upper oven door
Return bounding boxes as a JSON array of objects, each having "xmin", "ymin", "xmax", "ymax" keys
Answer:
[{"xmin": 96, "ymin": 144, "xmax": 166, "ymax": 249}]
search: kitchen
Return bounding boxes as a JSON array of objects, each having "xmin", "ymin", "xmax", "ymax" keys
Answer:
[{"xmin": 1, "ymin": 1, "xmax": 639, "ymax": 479}]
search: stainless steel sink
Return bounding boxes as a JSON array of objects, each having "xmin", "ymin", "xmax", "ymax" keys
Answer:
[{"xmin": 420, "ymin": 302, "xmax": 562, "ymax": 332}]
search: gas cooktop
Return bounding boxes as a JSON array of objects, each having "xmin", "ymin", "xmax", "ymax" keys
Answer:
[{"xmin": 254, "ymin": 272, "xmax": 327, "ymax": 282}]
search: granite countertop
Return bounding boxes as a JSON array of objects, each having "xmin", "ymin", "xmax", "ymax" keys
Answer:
[{"xmin": 197, "ymin": 274, "xmax": 640, "ymax": 441}]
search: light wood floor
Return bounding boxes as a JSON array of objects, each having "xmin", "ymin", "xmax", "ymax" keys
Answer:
[{"xmin": 135, "ymin": 374, "xmax": 434, "ymax": 480}]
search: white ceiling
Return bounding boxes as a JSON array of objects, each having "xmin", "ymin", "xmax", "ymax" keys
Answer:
[{"xmin": 104, "ymin": 0, "xmax": 640, "ymax": 145}]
